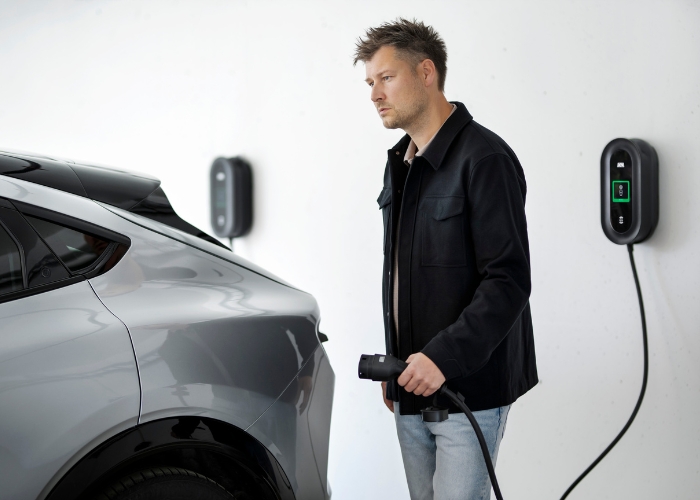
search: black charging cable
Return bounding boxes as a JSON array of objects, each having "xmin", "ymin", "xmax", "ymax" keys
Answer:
[
  {"xmin": 358, "ymin": 354, "xmax": 504, "ymax": 500},
  {"xmin": 560, "ymin": 243, "xmax": 649, "ymax": 499},
  {"xmin": 360, "ymin": 243, "xmax": 648, "ymax": 499},
  {"xmin": 439, "ymin": 385, "xmax": 504, "ymax": 500}
]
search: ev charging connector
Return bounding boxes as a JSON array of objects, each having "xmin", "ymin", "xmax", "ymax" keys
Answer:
[
  {"xmin": 358, "ymin": 354, "xmax": 448, "ymax": 421},
  {"xmin": 358, "ymin": 354, "xmax": 504, "ymax": 500},
  {"xmin": 601, "ymin": 138, "xmax": 658, "ymax": 244}
]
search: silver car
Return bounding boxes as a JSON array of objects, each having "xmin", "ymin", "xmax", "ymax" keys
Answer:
[{"xmin": 0, "ymin": 150, "xmax": 334, "ymax": 500}]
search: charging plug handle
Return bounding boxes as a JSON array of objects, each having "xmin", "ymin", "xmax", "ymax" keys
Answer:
[
  {"xmin": 358, "ymin": 354, "xmax": 407, "ymax": 381},
  {"xmin": 357, "ymin": 354, "xmax": 504, "ymax": 500}
]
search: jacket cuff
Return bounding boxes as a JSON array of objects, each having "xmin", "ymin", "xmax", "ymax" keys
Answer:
[{"xmin": 422, "ymin": 339, "xmax": 463, "ymax": 380}]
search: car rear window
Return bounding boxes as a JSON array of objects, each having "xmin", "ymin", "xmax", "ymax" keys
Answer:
[
  {"xmin": 24, "ymin": 215, "xmax": 110, "ymax": 273},
  {"xmin": 0, "ymin": 224, "xmax": 23, "ymax": 293}
]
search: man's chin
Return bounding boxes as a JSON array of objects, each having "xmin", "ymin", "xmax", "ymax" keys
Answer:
[{"xmin": 381, "ymin": 117, "xmax": 400, "ymax": 130}]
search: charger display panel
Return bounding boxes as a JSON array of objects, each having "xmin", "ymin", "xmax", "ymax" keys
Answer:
[{"xmin": 609, "ymin": 150, "xmax": 632, "ymax": 233}]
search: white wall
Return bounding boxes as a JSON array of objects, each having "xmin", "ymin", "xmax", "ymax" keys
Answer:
[{"xmin": 1, "ymin": 1, "xmax": 699, "ymax": 498}]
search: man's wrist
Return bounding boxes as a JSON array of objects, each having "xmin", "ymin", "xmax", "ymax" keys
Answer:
[{"xmin": 421, "ymin": 340, "xmax": 463, "ymax": 380}]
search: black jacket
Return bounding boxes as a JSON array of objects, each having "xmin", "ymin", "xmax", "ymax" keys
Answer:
[{"xmin": 379, "ymin": 102, "xmax": 538, "ymax": 414}]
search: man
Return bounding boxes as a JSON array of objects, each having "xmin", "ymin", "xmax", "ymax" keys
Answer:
[{"xmin": 354, "ymin": 19, "xmax": 538, "ymax": 499}]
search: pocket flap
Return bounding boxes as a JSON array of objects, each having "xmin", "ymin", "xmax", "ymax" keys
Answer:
[
  {"xmin": 421, "ymin": 196, "xmax": 464, "ymax": 220},
  {"xmin": 377, "ymin": 187, "xmax": 392, "ymax": 209}
]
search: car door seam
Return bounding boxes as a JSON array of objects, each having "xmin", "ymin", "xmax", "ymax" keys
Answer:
[
  {"xmin": 86, "ymin": 279, "xmax": 144, "ymax": 424},
  {"xmin": 244, "ymin": 344, "xmax": 320, "ymax": 433}
]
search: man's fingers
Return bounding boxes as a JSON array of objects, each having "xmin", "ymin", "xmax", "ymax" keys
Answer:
[
  {"xmin": 421, "ymin": 385, "xmax": 437, "ymax": 397},
  {"xmin": 396, "ymin": 353, "xmax": 446, "ymax": 396},
  {"xmin": 403, "ymin": 375, "xmax": 421, "ymax": 394},
  {"xmin": 414, "ymin": 381, "xmax": 431, "ymax": 396},
  {"xmin": 402, "ymin": 376, "xmax": 439, "ymax": 397},
  {"xmin": 397, "ymin": 369, "xmax": 411, "ymax": 387}
]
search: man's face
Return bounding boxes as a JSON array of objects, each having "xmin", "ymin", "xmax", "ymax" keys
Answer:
[{"xmin": 364, "ymin": 46, "xmax": 428, "ymax": 131}]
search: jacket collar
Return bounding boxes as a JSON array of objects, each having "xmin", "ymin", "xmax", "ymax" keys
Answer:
[{"xmin": 388, "ymin": 101, "xmax": 473, "ymax": 171}]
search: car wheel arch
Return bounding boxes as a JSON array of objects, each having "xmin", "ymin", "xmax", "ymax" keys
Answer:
[{"xmin": 44, "ymin": 416, "xmax": 295, "ymax": 500}]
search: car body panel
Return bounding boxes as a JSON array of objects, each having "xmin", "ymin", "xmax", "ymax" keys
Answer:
[
  {"xmin": 247, "ymin": 347, "xmax": 334, "ymax": 500},
  {"xmin": 87, "ymin": 218, "xmax": 322, "ymax": 430},
  {"xmin": 0, "ymin": 281, "xmax": 140, "ymax": 500},
  {"xmin": 98, "ymin": 202, "xmax": 294, "ymax": 288},
  {"xmin": 0, "ymin": 174, "xmax": 334, "ymax": 499}
]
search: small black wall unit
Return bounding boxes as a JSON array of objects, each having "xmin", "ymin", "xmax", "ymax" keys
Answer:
[
  {"xmin": 210, "ymin": 157, "xmax": 253, "ymax": 239},
  {"xmin": 601, "ymin": 138, "xmax": 659, "ymax": 245}
]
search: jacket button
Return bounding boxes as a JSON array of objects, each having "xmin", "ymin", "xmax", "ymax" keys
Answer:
[
  {"xmin": 395, "ymin": 151, "xmax": 400, "ymax": 155},
  {"xmin": 386, "ymin": 312, "xmax": 389, "ymax": 317}
]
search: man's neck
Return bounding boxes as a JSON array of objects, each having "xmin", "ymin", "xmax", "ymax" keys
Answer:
[{"xmin": 405, "ymin": 98, "xmax": 454, "ymax": 151}]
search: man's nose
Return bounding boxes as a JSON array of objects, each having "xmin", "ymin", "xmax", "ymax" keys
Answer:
[{"xmin": 371, "ymin": 84, "xmax": 384, "ymax": 103}]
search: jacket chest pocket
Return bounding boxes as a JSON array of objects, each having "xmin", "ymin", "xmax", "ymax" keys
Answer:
[
  {"xmin": 377, "ymin": 188, "xmax": 392, "ymax": 255},
  {"xmin": 420, "ymin": 196, "xmax": 467, "ymax": 267}
]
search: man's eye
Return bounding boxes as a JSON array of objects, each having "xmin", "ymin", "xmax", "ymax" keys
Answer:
[
  {"xmin": 368, "ymin": 82, "xmax": 374, "ymax": 87},
  {"xmin": 383, "ymin": 76, "xmax": 391, "ymax": 81}
]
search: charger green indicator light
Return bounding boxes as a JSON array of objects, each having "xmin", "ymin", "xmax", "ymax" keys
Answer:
[{"xmin": 612, "ymin": 180, "xmax": 630, "ymax": 202}]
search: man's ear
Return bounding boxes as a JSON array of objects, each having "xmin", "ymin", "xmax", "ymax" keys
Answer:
[{"xmin": 419, "ymin": 59, "xmax": 437, "ymax": 88}]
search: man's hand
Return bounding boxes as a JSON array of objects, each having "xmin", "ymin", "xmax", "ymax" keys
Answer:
[
  {"xmin": 381, "ymin": 381, "xmax": 394, "ymax": 413},
  {"xmin": 397, "ymin": 353, "xmax": 446, "ymax": 397}
]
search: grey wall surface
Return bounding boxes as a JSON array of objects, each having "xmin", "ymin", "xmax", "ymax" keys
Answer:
[{"xmin": 0, "ymin": 1, "xmax": 698, "ymax": 498}]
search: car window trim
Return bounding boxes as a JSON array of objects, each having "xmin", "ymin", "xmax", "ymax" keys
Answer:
[
  {"xmin": 0, "ymin": 206, "xmax": 72, "ymax": 287},
  {"xmin": 0, "ymin": 204, "xmax": 125, "ymax": 302},
  {"xmin": 0, "ymin": 215, "xmax": 28, "ymax": 289},
  {"xmin": 7, "ymin": 199, "xmax": 132, "ymax": 279},
  {"xmin": 0, "ymin": 276, "xmax": 85, "ymax": 304},
  {"xmin": 73, "ymin": 241, "xmax": 120, "ymax": 277},
  {"xmin": 9, "ymin": 199, "xmax": 131, "ymax": 246}
]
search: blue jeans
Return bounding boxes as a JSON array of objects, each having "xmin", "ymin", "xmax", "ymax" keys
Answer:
[{"xmin": 394, "ymin": 402, "xmax": 510, "ymax": 500}]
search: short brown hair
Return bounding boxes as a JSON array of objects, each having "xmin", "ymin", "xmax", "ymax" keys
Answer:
[{"xmin": 353, "ymin": 18, "xmax": 448, "ymax": 91}]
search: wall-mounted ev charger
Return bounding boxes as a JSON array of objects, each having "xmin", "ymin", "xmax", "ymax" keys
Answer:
[
  {"xmin": 559, "ymin": 138, "xmax": 660, "ymax": 499},
  {"xmin": 601, "ymin": 138, "xmax": 659, "ymax": 244},
  {"xmin": 210, "ymin": 157, "xmax": 253, "ymax": 249}
]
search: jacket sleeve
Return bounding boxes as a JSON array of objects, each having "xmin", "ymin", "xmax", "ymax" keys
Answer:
[{"xmin": 421, "ymin": 153, "xmax": 531, "ymax": 380}]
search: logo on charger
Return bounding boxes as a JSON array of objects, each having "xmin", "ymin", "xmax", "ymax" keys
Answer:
[
  {"xmin": 617, "ymin": 162, "xmax": 625, "ymax": 168},
  {"xmin": 618, "ymin": 185, "xmax": 624, "ymax": 196},
  {"xmin": 619, "ymin": 216, "xmax": 624, "ymax": 224}
]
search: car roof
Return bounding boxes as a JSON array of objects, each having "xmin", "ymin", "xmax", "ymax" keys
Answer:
[{"xmin": 0, "ymin": 149, "xmax": 226, "ymax": 249}]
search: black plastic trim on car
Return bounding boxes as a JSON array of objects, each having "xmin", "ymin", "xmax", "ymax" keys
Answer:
[
  {"xmin": 129, "ymin": 186, "xmax": 227, "ymax": 248},
  {"xmin": 45, "ymin": 417, "xmax": 296, "ymax": 500},
  {"xmin": 0, "ymin": 276, "xmax": 86, "ymax": 304},
  {"xmin": 67, "ymin": 161, "xmax": 161, "ymax": 211},
  {"xmin": 0, "ymin": 216, "xmax": 28, "ymax": 289},
  {"xmin": 0, "ymin": 153, "xmax": 87, "ymax": 198},
  {"xmin": 9, "ymin": 199, "xmax": 131, "ymax": 246},
  {"xmin": 0, "ymin": 202, "xmax": 130, "ymax": 300},
  {"xmin": 0, "ymin": 151, "xmax": 226, "ymax": 249},
  {"xmin": 0, "ymin": 207, "xmax": 72, "ymax": 287},
  {"xmin": 0, "ymin": 197, "xmax": 14, "ymax": 210},
  {"xmin": 9, "ymin": 201, "xmax": 131, "ymax": 280}
]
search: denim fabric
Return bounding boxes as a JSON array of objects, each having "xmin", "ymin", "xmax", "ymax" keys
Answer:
[{"xmin": 394, "ymin": 402, "xmax": 510, "ymax": 500}]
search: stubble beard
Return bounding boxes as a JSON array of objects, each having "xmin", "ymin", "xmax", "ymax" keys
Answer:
[{"xmin": 381, "ymin": 78, "xmax": 429, "ymax": 132}]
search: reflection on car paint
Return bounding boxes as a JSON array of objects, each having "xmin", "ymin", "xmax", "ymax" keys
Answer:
[
  {"xmin": 89, "ymin": 219, "xmax": 321, "ymax": 432},
  {"xmin": 0, "ymin": 282, "xmax": 140, "ymax": 500}
]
